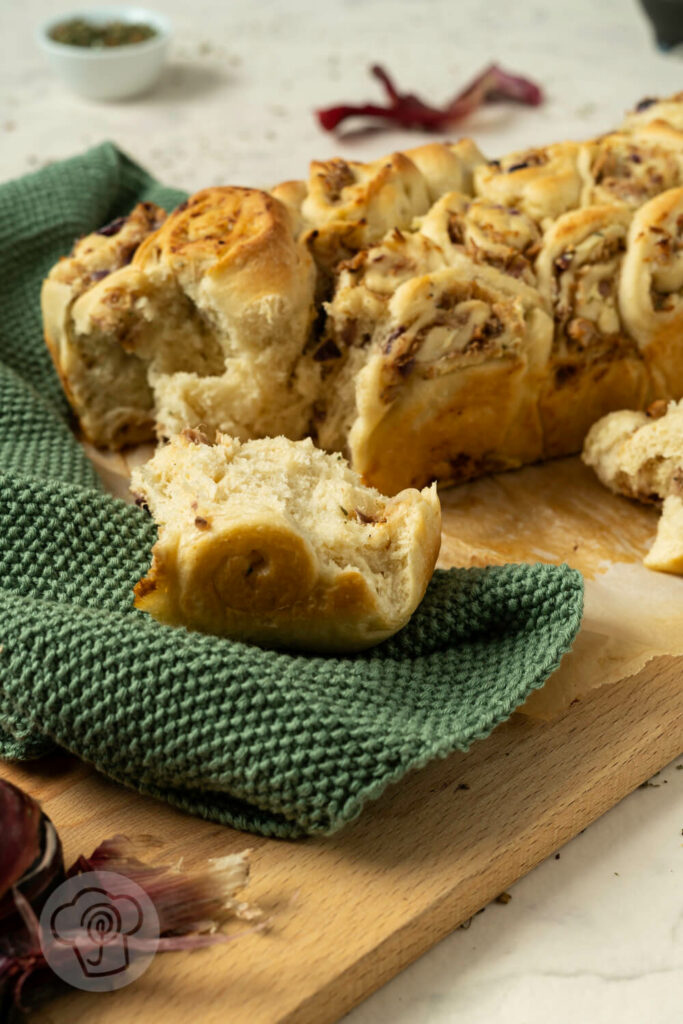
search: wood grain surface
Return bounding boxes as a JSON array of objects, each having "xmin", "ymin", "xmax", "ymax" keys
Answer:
[
  {"xmin": 2, "ymin": 657, "xmax": 681, "ymax": 1024},
  {"xmin": 2, "ymin": 455, "xmax": 682, "ymax": 1022}
]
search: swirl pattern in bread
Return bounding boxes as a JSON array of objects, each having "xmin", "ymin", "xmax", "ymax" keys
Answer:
[
  {"xmin": 131, "ymin": 430, "xmax": 441, "ymax": 651},
  {"xmin": 619, "ymin": 186, "xmax": 683, "ymax": 399},
  {"xmin": 43, "ymin": 188, "xmax": 317, "ymax": 447},
  {"xmin": 41, "ymin": 91, "xmax": 683, "ymax": 494}
]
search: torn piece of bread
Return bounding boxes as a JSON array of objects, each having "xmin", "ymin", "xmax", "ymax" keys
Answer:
[
  {"xmin": 582, "ymin": 399, "xmax": 683, "ymax": 573},
  {"xmin": 41, "ymin": 201, "xmax": 167, "ymax": 446},
  {"xmin": 42, "ymin": 188, "xmax": 317, "ymax": 448},
  {"xmin": 644, "ymin": 495, "xmax": 683, "ymax": 572},
  {"xmin": 131, "ymin": 431, "xmax": 442, "ymax": 652}
]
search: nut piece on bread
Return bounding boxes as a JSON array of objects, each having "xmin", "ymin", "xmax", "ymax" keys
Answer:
[
  {"xmin": 582, "ymin": 399, "xmax": 683, "ymax": 574},
  {"xmin": 131, "ymin": 431, "xmax": 442, "ymax": 652}
]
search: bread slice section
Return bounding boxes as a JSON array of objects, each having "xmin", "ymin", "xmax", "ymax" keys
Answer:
[
  {"xmin": 42, "ymin": 188, "xmax": 317, "ymax": 449},
  {"xmin": 582, "ymin": 399, "xmax": 683, "ymax": 573},
  {"xmin": 131, "ymin": 431, "xmax": 441, "ymax": 652}
]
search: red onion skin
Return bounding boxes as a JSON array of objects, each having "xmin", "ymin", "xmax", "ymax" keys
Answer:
[
  {"xmin": 317, "ymin": 63, "xmax": 543, "ymax": 133},
  {"xmin": 0, "ymin": 785, "xmax": 256, "ymax": 1018},
  {"xmin": 0, "ymin": 782, "xmax": 42, "ymax": 901},
  {"xmin": 0, "ymin": 781, "xmax": 64, "ymax": 928}
]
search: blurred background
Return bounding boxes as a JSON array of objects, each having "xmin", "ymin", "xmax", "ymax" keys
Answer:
[{"xmin": 2, "ymin": 0, "xmax": 683, "ymax": 190}]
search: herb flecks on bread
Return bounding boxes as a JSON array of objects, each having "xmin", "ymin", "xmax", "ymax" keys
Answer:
[{"xmin": 131, "ymin": 431, "xmax": 441, "ymax": 652}]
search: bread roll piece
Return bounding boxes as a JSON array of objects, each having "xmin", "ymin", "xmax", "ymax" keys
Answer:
[
  {"xmin": 578, "ymin": 124, "xmax": 683, "ymax": 208},
  {"xmin": 473, "ymin": 142, "xmax": 583, "ymax": 225},
  {"xmin": 131, "ymin": 430, "xmax": 441, "ymax": 652},
  {"xmin": 300, "ymin": 152, "xmax": 431, "ymax": 277},
  {"xmin": 403, "ymin": 139, "xmax": 486, "ymax": 202},
  {"xmin": 621, "ymin": 93, "xmax": 683, "ymax": 132},
  {"xmin": 317, "ymin": 250, "xmax": 552, "ymax": 493},
  {"xmin": 619, "ymin": 187, "xmax": 683, "ymax": 399},
  {"xmin": 299, "ymin": 141, "xmax": 486, "ymax": 279},
  {"xmin": 582, "ymin": 399, "xmax": 683, "ymax": 574},
  {"xmin": 419, "ymin": 191, "xmax": 543, "ymax": 288},
  {"xmin": 535, "ymin": 203, "xmax": 649, "ymax": 456},
  {"xmin": 41, "ymin": 202, "xmax": 167, "ymax": 446},
  {"xmin": 316, "ymin": 199, "xmax": 547, "ymax": 473},
  {"xmin": 42, "ymin": 188, "xmax": 317, "ymax": 448}
]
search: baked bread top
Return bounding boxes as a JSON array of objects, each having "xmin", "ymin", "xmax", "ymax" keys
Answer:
[
  {"xmin": 131, "ymin": 430, "xmax": 441, "ymax": 652},
  {"xmin": 42, "ymin": 89, "xmax": 683, "ymax": 495},
  {"xmin": 473, "ymin": 141, "xmax": 583, "ymax": 224},
  {"xmin": 42, "ymin": 188, "xmax": 317, "ymax": 448},
  {"xmin": 622, "ymin": 94, "xmax": 683, "ymax": 131}
]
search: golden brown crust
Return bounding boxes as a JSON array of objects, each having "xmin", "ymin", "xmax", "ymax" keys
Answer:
[
  {"xmin": 473, "ymin": 142, "xmax": 583, "ymax": 225},
  {"xmin": 357, "ymin": 356, "xmax": 543, "ymax": 493},
  {"xmin": 301, "ymin": 151, "xmax": 431, "ymax": 275},
  {"xmin": 135, "ymin": 187, "xmax": 301, "ymax": 288},
  {"xmin": 343, "ymin": 259, "xmax": 552, "ymax": 492}
]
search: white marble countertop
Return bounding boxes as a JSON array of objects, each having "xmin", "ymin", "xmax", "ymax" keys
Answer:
[{"xmin": 1, "ymin": 0, "xmax": 682, "ymax": 1021}]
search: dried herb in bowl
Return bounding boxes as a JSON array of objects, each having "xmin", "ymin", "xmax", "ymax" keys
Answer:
[{"xmin": 48, "ymin": 18, "xmax": 157, "ymax": 48}]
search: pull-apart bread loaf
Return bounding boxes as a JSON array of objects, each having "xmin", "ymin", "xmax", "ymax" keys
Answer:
[
  {"xmin": 130, "ymin": 430, "xmax": 441, "ymax": 652},
  {"xmin": 583, "ymin": 399, "xmax": 683, "ymax": 573},
  {"xmin": 43, "ymin": 90, "xmax": 683, "ymax": 494}
]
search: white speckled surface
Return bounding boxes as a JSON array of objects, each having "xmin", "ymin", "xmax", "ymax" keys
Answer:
[{"xmin": 1, "ymin": 1, "xmax": 682, "ymax": 1021}]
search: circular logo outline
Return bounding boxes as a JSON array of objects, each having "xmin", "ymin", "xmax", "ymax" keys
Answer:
[{"xmin": 39, "ymin": 870, "xmax": 160, "ymax": 993}]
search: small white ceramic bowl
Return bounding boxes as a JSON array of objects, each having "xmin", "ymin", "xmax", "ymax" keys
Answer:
[{"xmin": 37, "ymin": 7, "xmax": 171, "ymax": 101}]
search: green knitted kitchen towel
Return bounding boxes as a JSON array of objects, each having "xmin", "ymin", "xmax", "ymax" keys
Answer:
[{"xmin": 0, "ymin": 144, "xmax": 583, "ymax": 838}]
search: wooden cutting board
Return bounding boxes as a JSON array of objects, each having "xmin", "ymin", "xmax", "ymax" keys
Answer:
[{"xmin": 2, "ymin": 457, "xmax": 683, "ymax": 1024}]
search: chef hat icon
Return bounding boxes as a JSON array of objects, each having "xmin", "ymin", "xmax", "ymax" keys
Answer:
[{"xmin": 50, "ymin": 886, "xmax": 144, "ymax": 979}]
